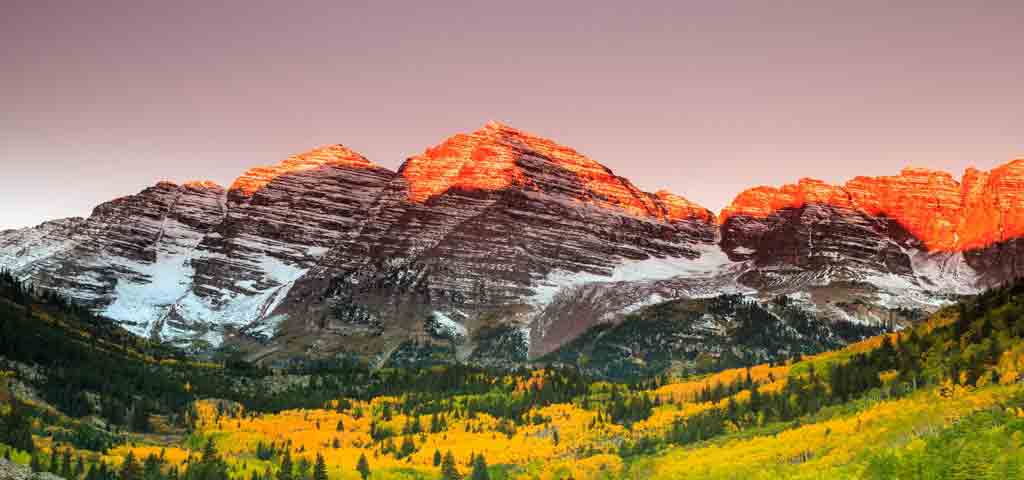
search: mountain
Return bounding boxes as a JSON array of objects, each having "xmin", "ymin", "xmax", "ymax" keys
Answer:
[
  {"xmin": 2, "ymin": 122, "xmax": 1023, "ymax": 366},
  {"xmin": 271, "ymin": 121, "xmax": 719, "ymax": 363}
]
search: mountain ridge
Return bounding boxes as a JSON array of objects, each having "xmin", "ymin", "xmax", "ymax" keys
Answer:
[{"xmin": 2, "ymin": 123, "xmax": 1022, "ymax": 365}]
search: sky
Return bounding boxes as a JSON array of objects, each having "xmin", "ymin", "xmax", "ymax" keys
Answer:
[{"xmin": 2, "ymin": 1, "xmax": 1022, "ymax": 230}]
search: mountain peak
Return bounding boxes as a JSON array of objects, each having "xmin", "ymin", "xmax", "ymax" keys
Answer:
[
  {"xmin": 399, "ymin": 124, "xmax": 710, "ymax": 222},
  {"xmin": 182, "ymin": 180, "xmax": 224, "ymax": 190},
  {"xmin": 481, "ymin": 119, "xmax": 518, "ymax": 132},
  {"xmin": 230, "ymin": 144, "xmax": 376, "ymax": 197}
]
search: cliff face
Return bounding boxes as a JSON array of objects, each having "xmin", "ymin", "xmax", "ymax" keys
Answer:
[
  {"xmin": 1, "ymin": 124, "xmax": 1022, "ymax": 363},
  {"xmin": 719, "ymin": 161, "xmax": 1024, "ymax": 297},
  {"xmin": 721, "ymin": 161, "xmax": 1024, "ymax": 253}
]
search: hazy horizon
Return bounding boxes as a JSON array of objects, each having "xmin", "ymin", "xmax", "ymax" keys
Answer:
[{"xmin": 3, "ymin": 1, "xmax": 1023, "ymax": 229}]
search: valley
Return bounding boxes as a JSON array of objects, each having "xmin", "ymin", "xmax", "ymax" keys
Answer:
[{"xmin": 3, "ymin": 267, "xmax": 1024, "ymax": 479}]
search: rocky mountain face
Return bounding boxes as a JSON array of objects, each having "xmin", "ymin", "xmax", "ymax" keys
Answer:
[
  {"xmin": 2, "ymin": 123, "xmax": 1022, "ymax": 367},
  {"xmin": 719, "ymin": 164, "xmax": 1024, "ymax": 314},
  {"xmin": 272, "ymin": 122, "xmax": 719, "ymax": 362}
]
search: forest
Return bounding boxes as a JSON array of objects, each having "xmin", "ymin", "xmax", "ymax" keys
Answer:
[{"xmin": 3, "ymin": 268, "xmax": 1024, "ymax": 479}]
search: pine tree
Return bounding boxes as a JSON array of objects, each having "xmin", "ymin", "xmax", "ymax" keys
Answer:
[
  {"xmin": 278, "ymin": 450, "xmax": 294, "ymax": 480},
  {"xmin": 49, "ymin": 449, "xmax": 59, "ymax": 473},
  {"xmin": 398, "ymin": 436, "xmax": 416, "ymax": 458},
  {"xmin": 470, "ymin": 454, "xmax": 489, "ymax": 480},
  {"xmin": 356, "ymin": 453, "xmax": 370, "ymax": 480},
  {"xmin": 312, "ymin": 453, "xmax": 327, "ymax": 480},
  {"xmin": 202, "ymin": 438, "xmax": 218, "ymax": 462},
  {"xmin": 60, "ymin": 449, "xmax": 73, "ymax": 479},
  {"xmin": 144, "ymin": 457, "xmax": 159, "ymax": 480},
  {"xmin": 433, "ymin": 449, "xmax": 442, "ymax": 466},
  {"xmin": 296, "ymin": 457, "xmax": 312, "ymax": 480},
  {"xmin": 120, "ymin": 451, "xmax": 141, "ymax": 480},
  {"xmin": 1, "ymin": 401, "xmax": 35, "ymax": 453},
  {"xmin": 441, "ymin": 451, "xmax": 460, "ymax": 480}
]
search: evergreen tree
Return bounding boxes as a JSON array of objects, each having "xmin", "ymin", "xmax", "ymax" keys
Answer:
[
  {"xmin": 132, "ymin": 400, "xmax": 152, "ymax": 433},
  {"xmin": 312, "ymin": 453, "xmax": 327, "ymax": 480},
  {"xmin": 433, "ymin": 449, "xmax": 442, "ymax": 466},
  {"xmin": 142, "ymin": 453, "xmax": 162, "ymax": 480},
  {"xmin": 60, "ymin": 449, "xmax": 73, "ymax": 479},
  {"xmin": 0, "ymin": 401, "xmax": 35, "ymax": 453},
  {"xmin": 49, "ymin": 449, "xmax": 60, "ymax": 473},
  {"xmin": 441, "ymin": 451, "xmax": 460, "ymax": 480},
  {"xmin": 296, "ymin": 457, "xmax": 311, "ymax": 480},
  {"xmin": 278, "ymin": 450, "xmax": 293, "ymax": 480},
  {"xmin": 470, "ymin": 454, "xmax": 489, "ymax": 480},
  {"xmin": 202, "ymin": 438, "xmax": 218, "ymax": 463},
  {"xmin": 120, "ymin": 451, "xmax": 141, "ymax": 480},
  {"xmin": 356, "ymin": 453, "xmax": 370, "ymax": 480},
  {"xmin": 397, "ymin": 436, "xmax": 416, "ymax": 458}
]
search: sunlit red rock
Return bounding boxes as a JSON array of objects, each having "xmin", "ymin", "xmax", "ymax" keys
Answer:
[
  {"xmin": 655, "ymin": 190, "xmax": 715, "ymax": 223},
  {"xmin": 720, "ymin": 159, "xmax": 1024, "ymax": 252},
  {"xmin": 401, "ymin": 121, "xmax": 712, "ymax": 223},
  {"xmin": 229, "ymin": 144, "xmax": 377, "ymax": 198},
  {"xmin": 958, "ymin": 160, "xmax": 1024, "ymax": 250}
]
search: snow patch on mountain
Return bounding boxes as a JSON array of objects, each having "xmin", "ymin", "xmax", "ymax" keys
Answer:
[
  {"xmin": 908, "ymin": 250, "xmax": 980, "ymax": 295},
  {"xmin": 529, "ymin": 243, "xmax": 734, "ymax": 308},
  {"xmin": 432, "ymin": 311, "xmax": 468, "ymax": 338}
]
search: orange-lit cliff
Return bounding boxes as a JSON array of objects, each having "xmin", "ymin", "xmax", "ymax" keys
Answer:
[
  {"xmin": 229, "ymin": 144, "xmax": 378, "ymax": 198},
  {"xmin": 399, "ymin": 121, "xmax": 713, "ymax": 223},
  {"xmin": 720, "ymin": 160, "xmax": 1024, "ymax": 252}
]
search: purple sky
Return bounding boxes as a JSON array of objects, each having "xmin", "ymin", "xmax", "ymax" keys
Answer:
[{"xmin": 3, "ymin": 1, "xmax": 1022, "ymax": 230}]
